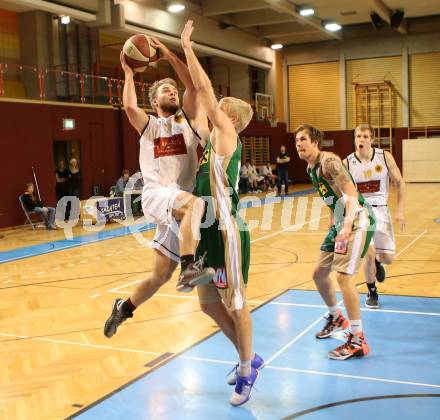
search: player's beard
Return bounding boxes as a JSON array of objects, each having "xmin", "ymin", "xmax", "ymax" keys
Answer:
[{"xmin": 160, "ymin": 101, "xmax": 179, "ymax": 114}]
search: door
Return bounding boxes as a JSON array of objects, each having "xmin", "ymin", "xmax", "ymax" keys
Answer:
[{"xmin": 89, "ymin": 123, "xmax": 105, "ymax": 195}]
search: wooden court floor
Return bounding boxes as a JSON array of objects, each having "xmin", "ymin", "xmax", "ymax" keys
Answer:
[{"xmin": 0, "ymin": 183, "xmax": 439, "ymax": 419}]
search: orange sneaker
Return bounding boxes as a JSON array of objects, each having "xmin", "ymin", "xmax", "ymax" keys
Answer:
[
  {"xmin": 328, "ymin": 332, "xmax": 370, "ymax": 360},
  {"xmin": 315, "ymin": 311, "xmax": 350, "ymax": 339}
]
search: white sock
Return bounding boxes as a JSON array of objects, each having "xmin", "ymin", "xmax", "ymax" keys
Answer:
[
  {"xmin": 328, "ymin": 305, "xmax": 340, "ymax": 317},
  {"xmin": 350, "ymin": 320, "xmax": 362, "ymax": 335},
  {"xmin": 238, "ymin": 360, "xmax": 251, "ymax": 377}
]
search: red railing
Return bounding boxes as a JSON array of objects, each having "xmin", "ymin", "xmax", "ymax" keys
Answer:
[{"xmin": 0, "ymin": 62, "xmax": 151, "ymax": 107}]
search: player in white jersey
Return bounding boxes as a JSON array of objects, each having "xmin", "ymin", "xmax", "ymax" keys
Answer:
[
  {"xmin": 104, "ymin": 38, "xmax": 214, "ymax": 338},
  {"xmin": 344, "ymin": 124, "xmax": 406, "ymax": 308}
]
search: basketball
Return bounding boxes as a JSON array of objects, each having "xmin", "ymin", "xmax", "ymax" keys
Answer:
[{"xmin": 122, "ymin": 34, "xmax": 159, "ymax": 72}]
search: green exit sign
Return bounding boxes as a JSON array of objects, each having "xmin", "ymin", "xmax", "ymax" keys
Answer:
[{"xmin": 63, "ymin": 118, "xmax": 75, "ymax": 130}]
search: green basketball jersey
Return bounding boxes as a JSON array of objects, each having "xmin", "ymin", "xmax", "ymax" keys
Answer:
[
  {"xmin": 307, "ymin": 160, "xmax": 367, "ymax": 214},
  {"xmin": 307, "ymin": 158, "xmax": 375, "ymax": 256},
  {"xmin": 195, "ymin": 139, "xmax": 250, "ymax": 283}
]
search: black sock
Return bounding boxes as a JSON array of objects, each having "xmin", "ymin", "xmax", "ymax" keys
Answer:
[
  {"xmin": 181, "ymin": 254, "xmax": 195, "ymax": 271},
  {"xmin": 121, "ymin": 298, "xmax": 136, "ymax": 315},
  {"xmin": 367, "ymin": 282, "xmax": 377, "ymax": 293}
]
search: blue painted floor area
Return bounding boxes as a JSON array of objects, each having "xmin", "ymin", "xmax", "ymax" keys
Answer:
[
  {"xmin": 0, "ymin": 188, "xmax": 315, "ymax": 264},
  {"xmin": 74, "ymin": 290, "xmax": 440, "ymax": 420},
  {"xmin": 0, "ymin": 222, "xmax": 155, "ymax": 264}
]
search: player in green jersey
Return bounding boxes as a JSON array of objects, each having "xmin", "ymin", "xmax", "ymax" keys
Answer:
[
  {"xmin": 295, "ymin": 124, "xmax": 375, "ymax": 360},
  {"xmin": 181, "ymin": 20, "xmax": 263, "ymax": 406}
]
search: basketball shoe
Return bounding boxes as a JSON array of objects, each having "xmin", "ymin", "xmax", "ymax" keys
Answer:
[
  {"xmin": 176, "ymin": 253, "xmax": 215, "ymax": 292},
  {"xmin": 227, "ymin": 353, "xmax": 265, "ymax": 385},
  {"xmin": 104, "ymin": 298, "xmax": 132, "ymax": 338},
  {"xmin": 229, "ymin": 367, "xmax": 259, "ymax": 406},
  {"xmin": 328, "ymin": 332, "xmax": 370, "ymax": 360},
  {"xmin": 365, "ymin": 290, "xmax": 380, "ymax": 309},
  {"xmin": 315, "ymin": 311, "xmax": 350, "ymax": 339}
]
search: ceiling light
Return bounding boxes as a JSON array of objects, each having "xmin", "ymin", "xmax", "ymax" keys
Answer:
[
  {"xmin": 60, "ymin": 15, "xmax": 70, "ymax": 24},
  {"xmin": 325, "ymin": 22, "xmax": 342, "ymax": 31},
  {"xmin": 167, "ymin": 3, "xmax": 185, "ymax": 13},
  {"xmin": 299, "ymin": 8, "xmax": 314, "ymax": 16},
  {"xmin": 271, "ymin": 44, "xmax": 283, "ymax": 50}
]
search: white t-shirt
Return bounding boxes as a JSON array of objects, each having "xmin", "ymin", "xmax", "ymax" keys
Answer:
[
  {"xmin": 240, "ymin": 165, "xmax": 250, "ymax": 178},
  {"xmin": 260, "ymin": 165, "xmax": 272, "ymax": 176},
  {"xmin": 248, "ymin": 165, "xmax": 258, "ymax": 177},
  {"xmin": 139, "ymin": 110, "xmax": 200, "ymax": 192}
]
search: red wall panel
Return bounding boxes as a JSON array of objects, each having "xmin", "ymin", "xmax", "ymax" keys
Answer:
[{"xmin": 0, "ymin": 101, "xmax": 123, "ymax": 228}]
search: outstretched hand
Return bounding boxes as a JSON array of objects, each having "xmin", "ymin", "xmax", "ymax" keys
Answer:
[
  {"xmin": 120, "ymin": 51, "xmax": 134, "ymax": 76},
  {"xmin": 149, "ymin": 36, "xmax": 171, "ymax": 60},
  {"xmin": 181, "ymin": 20, "xmax": 194, "ymax": 50}
]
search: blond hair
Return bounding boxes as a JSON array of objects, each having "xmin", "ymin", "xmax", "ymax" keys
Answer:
[
  {"xmin": 148, "ymin": 78, "xmax": 177, "ymax": 108},
  {"xmin": 219, "ymin": 97, "xmax": 253, "ymax": 133},
  {"xmin": 355, "ymin": 124, "xmax": 375, "ymax": 140}
]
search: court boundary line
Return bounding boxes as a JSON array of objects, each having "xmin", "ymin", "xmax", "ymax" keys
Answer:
[
  {"xmin": 107, "ymin": 288, "xmax": 440, "ymax": 317},
  {"xmin": 395, "ymin": 229, "xmax": 427, "ymax": 258},
  {"xmin": 68, "ymin": 288, "xmax": 289, "ymax": 418},
  {"xmin": 178, "ymin": 355, "xmax": 440, "ymax": 389},
  {"xmin": 0, "ymin": 332, "xmax": 162, "ymax": 356},
  {"xmin": 281, "ymin": 394, "xmax": 440, "ymax": 419}
]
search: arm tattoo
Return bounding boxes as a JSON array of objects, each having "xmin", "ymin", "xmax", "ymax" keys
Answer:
[
  {"xmin": 324, "ymin": 156, "xmax": 352, "ymax": 187},
  {"xmin": 323, "ymin": 157, "xmax": 343, "ymax": 179}
]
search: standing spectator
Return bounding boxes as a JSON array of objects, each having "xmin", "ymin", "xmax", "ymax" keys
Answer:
[
  {"xmin": 55, "ymin": 160, "xmax": 69, "ymax": 202},
  {"xmin": 259, "ymin": 161, "xmax": 276, "ymax": 190},
  {"xmin": 115, "ymin": 169, "xmax": 130, "ymax": 197},
  {"xmin": 68, "ymin": 158, "xmax": 81, "ymax": 198},
  {"xmin": 277, "ymin": 145, "xmax": 290, "ymax": 195},
  {"xmin": 22, "ymin": 182, "xmax": 56, "ymax": 229}
]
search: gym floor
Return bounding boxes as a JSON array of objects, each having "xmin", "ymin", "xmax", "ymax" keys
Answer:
[{"xmin": 0, "ymin": 184, "xmax": 439, "ymax": 419}]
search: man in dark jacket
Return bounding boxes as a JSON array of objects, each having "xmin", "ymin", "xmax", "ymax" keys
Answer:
[{"xmin": 22, "ymin": 183, "xmax": 56, "ymax": 229}]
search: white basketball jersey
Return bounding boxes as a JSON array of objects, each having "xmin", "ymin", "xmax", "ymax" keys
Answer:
[
  {"xmin": 139, "ymin": 110, "xmax": 200, "ymax": 192},
  {"xmin": 346, "ymin": 148, "xmax": 389, "ymax": 206}
]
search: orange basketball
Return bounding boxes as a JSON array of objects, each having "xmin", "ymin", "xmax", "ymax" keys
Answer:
[{"xmin": 122, "ymin": 34, "xmax": 159, "ymax": 72}]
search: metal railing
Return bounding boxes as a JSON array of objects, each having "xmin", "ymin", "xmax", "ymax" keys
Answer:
[{"xmin": 0, "ymin": 62, "xmax": 152, "ymax": 108}]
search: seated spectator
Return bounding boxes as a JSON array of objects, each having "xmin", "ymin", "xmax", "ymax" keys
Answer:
[
  {"xmin": 242, "ymin": 160, "xmax": 258, "ymax": 192},
  {"xmin": 115, "ymin": 169, "xmax": 130, "ymax": 197},
  {"xmin": 249, "ymin": 160, "xmax": 264, "ymax": 192},
  {"xmin": 22, "ymin": 182, "xmax": 56, "ymax": 230},
  {"xmin": 259, "ymin": 162, "xmax": 276, "ymax": 191},
  {"xmin": 239, "ymin": 161, "xmax": 251, "ymax": 194}
]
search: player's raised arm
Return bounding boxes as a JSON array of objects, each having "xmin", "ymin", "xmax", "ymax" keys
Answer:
[
  {"xmin": 120, "ymin": 51, "xmax": 148, "ymax": 135},
  {"xmin": 149, "ymin": 37, "xmax": 205, "ymax": 131},
  {"xmin": 180, "ymin": 21, "xmax": 235, "ymax": 138}
]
